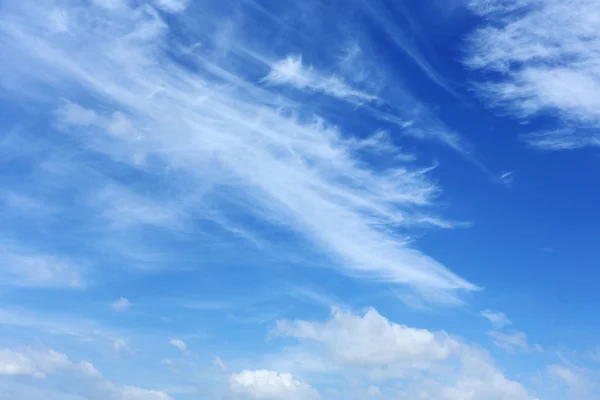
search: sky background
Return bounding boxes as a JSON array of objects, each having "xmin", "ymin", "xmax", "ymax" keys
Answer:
[{"xmin": 1, "ymin": 0, "xmax": 600, "ymax": 399}]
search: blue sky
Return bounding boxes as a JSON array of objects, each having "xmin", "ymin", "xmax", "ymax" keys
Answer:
[{"xmin": 1, "ymin": 0, "xmax": 600, "ymax": 399}]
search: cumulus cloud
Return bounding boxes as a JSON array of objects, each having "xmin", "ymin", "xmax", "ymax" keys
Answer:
[
  {"xmin": 275, "ymin": 307, "xmax": 458, "ymax": 369},
  {"xmin": 270, "ymin": 308, "xmax": 535, "ymax": 399},
  {"xmin": 0, "ymin": 345, "xmax": 171, "ymax": 400},
  {"xmin": 229, "ymin": 369, "xmax": 320, "ymax": 400},
  {"xmin": 465, "ymin": 0, "xmax": 600, "ymax": 150},
  {"xmin": 0, "ymin": 347, "xmax": 70, "ymax": 379},
  {"xmin": 0, "ymin": 348, "xmax": 44, "ymax": 378}
]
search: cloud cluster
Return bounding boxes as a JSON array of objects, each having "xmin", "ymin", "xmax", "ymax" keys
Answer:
[
  {"xmin": 0, "ymin": 348, "xmax": 69, "ymax": 378},
  {"xmin": 465, "ymin": 0, "xmax": 600, "ymax": 150},
  {"xmin": 267, "ymin": 308, "xmax": 536, "ymax": 399},
  {"xmin": 0, "ymin": 346, "xmax": 172, "ymax": 400},
  {"xmin": 230, "ymin": 369, "xmax": 320, "ymax": 400},
  {"xmin": 275, "ymin": 307, "xmax": 458, "ymax": 368}
]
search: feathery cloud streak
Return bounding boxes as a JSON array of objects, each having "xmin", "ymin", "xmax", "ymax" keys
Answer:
[
  {"xmin": 465, "ymin": 0, "xmax": 600, "ymax": 150},
  {"xmin": 0, "ymin": 0, "xmax": 476, "ymax": 301}
]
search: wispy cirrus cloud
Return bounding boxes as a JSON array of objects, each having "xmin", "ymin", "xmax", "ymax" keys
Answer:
[
  {"xmin": 0, "ymin": 0, "xmax": 478, "ymax": 303},
  {"xmin": 488, "ymin": 330, "xmax": 530, "ymax": 353},
  {"xmin": 0, "ymin": 245, "xmax": 82, "ymax": 288},
  {"xmin": 465, "ymin": 0, "xmax": 600, "ymax": 150},
  {"xmin": 264, "ymin": 55, "xmax": 377, "ymax": 102}
]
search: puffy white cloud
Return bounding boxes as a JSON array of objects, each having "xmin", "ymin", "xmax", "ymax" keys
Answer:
[
  {"xmin": 229, "ymin": 369, "xmax": 320, "ymax": 400},
  {"xmin": 275, "ymin": 307, "xmax": 458, "ymax": 368},
  {"xmin": 0, "ymin": 348, "xmax": 40, "ymax": 377},
  {"xmin": 465, "ymin": 0, "xmax": 600, "ymax": 150},
  {"xmin": 0, "ymin": 345, "xmax": 172, "ymax": 400},
  {"xmin": 0, "ymin": 347, "xmax": 70, "ymax": 378},
  {"xmin": 271, "ymin": 308, "xmax": 535, "ymax": 399}
]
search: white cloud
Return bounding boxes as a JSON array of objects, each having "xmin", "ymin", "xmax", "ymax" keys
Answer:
[
  {"xmin": 275, "ymin": 307, "xmax": 459, "ymax": 369},
  {"xmin": 545, "ymin": 362, "xmax": 599, "ymax": 398},
  {"xmin": 465, "ymin": 0, "xmax": 600, "ymax": 150},
  {"xmin": 442, "ymin": 372, "xmax": 531, "ymax": 400},
  {"xmin": 113, "ymin": 339, "xmax": 132, "ymax": 354},
  {"xmin": 0, "ymin": 347, "xmax": 70, "ymax": 379},
  {"xmin": 0, "ymin": 345, "xmax": 172, "ymax": 400},
  {"xmin": 213, "ymin": 356, "xmax": 227, "ymax": 372},
  {"xmin": 265, "ymin": 55, "xmax": 376, "ymax": 102},
  {"xmin": 268, "ymin": 308, "xmax": 535, "ymax": 399},
  {"xmin": 0, "ymin": 348, "xmax": 40, "ymax": 377},
  {"xmin": 151, "ymin": 0, "xmax": 188, "ymax": 13},
  {"xmin": 366, "ymin": 385, "xmax": 381, "ymax": 396},
  {"xmin": 548, "ymin": 364, "xmax": 585, "ymax": 390},
  {"xmin": 78, "ymin": 361, "xmax": 103, "ymax": 379},
  {"xmin": 112, "ymin": 297, "xmax": 132, "ymax": 311},
  {"xmin": 93, "ymin": 0, "xmax": 125, "ymax": 9},
  {"xmin": 480, "ymin": 309, "xmax": 512, "ymax": 329},
  {"xmin": 229, "ymin": 369, "xmax": 320, "ymax": 400},
  {"xmin": 0, "ymin": 0, "xmax": 478, "ymax": 304},
  {"xmin": 120, "ymin": 386, "xmax": 173, "ymax": 400},
  {"xmin": 0, "ymin": 246, "xmax": 82, "ymax": 288},
  {"xmin": 488, "ymin": 331, "xmax": 529, "ymax": 353},
  {"xmin": 169, "ymin": 339, "xmax": 187, "ymax": 355}
]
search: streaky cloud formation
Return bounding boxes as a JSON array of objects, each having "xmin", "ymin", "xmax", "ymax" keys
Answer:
[
  {"xmin": 264, "ymin": 55, "xmax": 377, "ymax": 102},
  {"xmin": 1, "ymin": 1, "xmax": 598, "ymax": 400},
  {"xmin": 465, "ymin": 0, "xmax": 600, "ymax": 150},
  {"xmin": 0, "ymin": 0, "xmax": 477, "ymax": 303}
]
